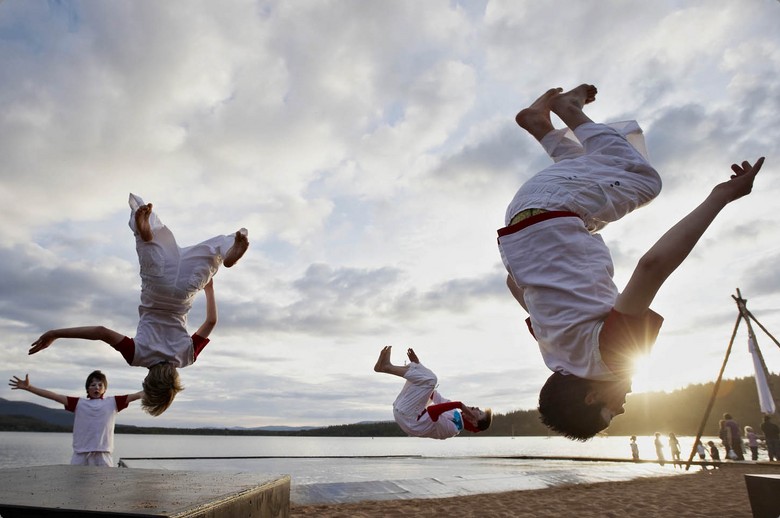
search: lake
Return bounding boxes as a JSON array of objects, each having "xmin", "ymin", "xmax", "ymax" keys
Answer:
[{"xmin": 0, "ymin": 432, "xmax": 715, "ymax": 504}]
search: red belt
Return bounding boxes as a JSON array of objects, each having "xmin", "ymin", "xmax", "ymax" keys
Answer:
[{"xmin": 497, "ymin": 209, "xmax": 580, "ymax": 238}]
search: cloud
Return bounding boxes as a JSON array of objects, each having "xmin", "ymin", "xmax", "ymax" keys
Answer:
[{"xmin": 2, "ymin": 0, "xmax": 780, "ymax": 429}]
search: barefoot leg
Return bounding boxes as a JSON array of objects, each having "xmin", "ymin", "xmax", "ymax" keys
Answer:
[
  {"xmin": 550, "ymin": 84, "xmax": 597, "ymax": 132},
  {"xmin": 224, "ymin": 229, "xmax": 249, "ymax": 268},
  {"xmin": 134, "ymin": 203, "xmax": 154, "ymax": 242},
  {"xmin": 374, "ymin": 345, "xmax": 392, "ymax": 373},
  {"xmin": 515, "ymin": 87, "xmax": 563, "ymax": 141},
  {"xmin": 374, "ymin": 346, "xmax": 409, "ymax": 377}
]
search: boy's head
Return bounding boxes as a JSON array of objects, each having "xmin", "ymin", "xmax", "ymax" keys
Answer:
[
  {"xmin": 463, "ymin": 407, "xmax": 493, "ymax": 433},
  {"xmin": 538, "ymin": 372, "xmax": 631, "ymax": 441},
  {"xmin": 141, "ymin": 363, "xmax": 183, "ymax": 416},
  {"xmin": 85, "ymin": 370, "xmax": 108, "ymax": 399}
]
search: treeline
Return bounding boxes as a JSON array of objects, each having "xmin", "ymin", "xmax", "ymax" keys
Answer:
[
  {"xmin": 476, "ymin": 373, "xmax": 780, "ymax": 438},
  {"xmin": 114, "ymin": 421, "xmax": 407, "ymax": 437},
  {"xmin": 0, "ymin": 415, "xmax": 69, "ymax": 433},
  {"xmin": 2, "ymin": 373, "xmax": 777, "ymax": 437},
  {"xmin": 605, "ymin": 374, "xmax": 780, "ymax": 436}
]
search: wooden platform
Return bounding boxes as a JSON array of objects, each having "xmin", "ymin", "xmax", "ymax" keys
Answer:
[{"xmin": 0, "ymin": 465, "xmax": 290, "ymax": 517}]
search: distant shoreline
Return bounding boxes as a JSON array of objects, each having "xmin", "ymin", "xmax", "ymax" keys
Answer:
[{"xmin": 3, "ymin": 372, "xmax": 779, "ymax": 437}]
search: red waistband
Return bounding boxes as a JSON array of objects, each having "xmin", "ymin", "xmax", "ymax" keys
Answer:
[{"xmin": 497, "ymin": 211, "xmax": 580, "ymax": 238}]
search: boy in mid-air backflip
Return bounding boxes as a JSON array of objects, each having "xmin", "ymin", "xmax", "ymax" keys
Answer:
[
  {"xmin": 374, "ymin": 346, "xmax": 492, "ymax": 439},
  {"xmin": 498, "ymin": 84, "xmax": 765, "ymax": 440},
  {"xmin": 28, "ymin": 194, "xmax": 249, "ymax": 416}
]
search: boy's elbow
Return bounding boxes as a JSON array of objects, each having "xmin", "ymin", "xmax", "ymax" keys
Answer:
[{"xmin": 635, "ymin": 253, "xmax": 672, "ymax": 280}]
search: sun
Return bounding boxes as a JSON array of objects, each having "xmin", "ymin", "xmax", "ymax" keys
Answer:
[{"xmin": 628, "ymin": 353, "xmax": 659, "ymax": 394}]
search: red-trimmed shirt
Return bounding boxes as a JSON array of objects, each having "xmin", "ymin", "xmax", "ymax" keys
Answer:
[
  {"xmin": 64, "ymin": 395, "xmax": 131, "ymax": 453},
  {"xmin": 111, "ymin": 334, "xmax": 210, "ymax": 367},
  {"xmin": 424, "ymin": 401, "xmax": 464, "ymax": 421}
]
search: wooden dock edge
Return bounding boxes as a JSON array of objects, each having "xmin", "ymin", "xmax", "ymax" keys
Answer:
[{"xmin": 0, "ymin": 465, "xmax": 290, "ymax": 518}]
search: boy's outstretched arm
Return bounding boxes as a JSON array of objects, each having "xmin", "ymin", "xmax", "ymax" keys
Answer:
[
  {"xmin": 8, "ymin": 374, "xmax": 68, "ymax": 405},
  {"xmin": 615, "ymin": 157, "xmax": 765, "ymax": 317},
  {"xmin": 195, "ymin": 278, "xmax": 218, "ymax": 338},
  {"xmin": 127, "ymin": 390, "xmax": 144, "ymax": 403},
  {"xmin": 28, "ymin": 326, "xmax": 125, "ymax": 355}
]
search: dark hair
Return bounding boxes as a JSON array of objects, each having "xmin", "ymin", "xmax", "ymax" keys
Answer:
[
  {"xmin": 538, "ymin": 371, "xmax": 606, "ymax": 441},
  {"xmin": 477, "ymin": 408, "xmax": 493, "ymax": 432},
  {"xmin": 85, "ymin": 370, "xmax": 108, "ymax": 394}
]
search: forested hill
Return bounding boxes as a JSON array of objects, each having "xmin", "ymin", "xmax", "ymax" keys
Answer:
[
  {"xmin": 604, "ymin": 373, "xmax": 780, "ymax": 437},
  {"xmin": 2, "ymin": 374, "xmax": 778, "ymax": 437}
]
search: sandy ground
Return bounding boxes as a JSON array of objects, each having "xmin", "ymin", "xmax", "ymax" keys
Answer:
[{"xmin": 291, "ymin": 464, "xmax": 779, "ymax": 517}]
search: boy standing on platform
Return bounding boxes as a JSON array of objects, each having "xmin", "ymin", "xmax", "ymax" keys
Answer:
[{"xmin": 8, "ymin": 371, "xmax": 142, "ymax": 466}]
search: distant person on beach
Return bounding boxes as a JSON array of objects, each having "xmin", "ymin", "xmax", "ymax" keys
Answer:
[
  {"xmin": 761, "ymin": 415, "xmax": 780, "ymax": 461},
  {"xmin": 669, "ymin": 432, "xmax": 682, "ymax": 466},
  {"xmin": 718, "ymin": 419, "xmax": 730, "ymax": 456},
  {"xmin": 27, "ymin": 194, "xmax": 249, "ymax": 416},
  {"xmin": 8, "ymin": 371, "xmax": 142, "ymax": 466},
  {"xmin": 745, "ymin": 426, "xmax": 759, "ymax": 461},
  {"xmin": 498, "ymin": 84, "xmax": 765, "ymax": 441},
  {"xmin": 723, "ymin": 413, "xmax": 745, "ymax": 460},
  {"xmin": 696, "ymin": 440, "xmax": 707, "ymax": 461},
  {"xmin": 654, "ymin": 432, "xmax": 665, "ymax": 465},
  {"xmin": 374, "ymin": 346, "xmax": 492, "ymax": 439},
  {"xmin": 707, "ymin": 440, "xmax": 721, "ymax": 466},
  {"xmin": 630, "ymin": 435, "xmax": 639, "ymax": 461}
]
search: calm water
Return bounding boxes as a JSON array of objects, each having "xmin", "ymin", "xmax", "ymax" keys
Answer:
[
  {"xmin": 1, "ymin": 432, "xmax": 718, "ymax": 503},
  {"xmin": 0, "ymin": 431, "xmax": 712, "ymax": 466}
]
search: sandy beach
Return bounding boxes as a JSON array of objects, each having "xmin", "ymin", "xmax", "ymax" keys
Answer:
[{"xmin": 291, "ymin": 464, "xmax": 779, "ymax": 517}]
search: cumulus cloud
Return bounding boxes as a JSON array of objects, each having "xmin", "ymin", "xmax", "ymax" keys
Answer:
[{"xmin": 2, "ymin": 0, "xmax": 780, "ymax": 428}]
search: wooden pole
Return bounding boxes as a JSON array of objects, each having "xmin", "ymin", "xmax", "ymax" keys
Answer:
[
  {"xmin": 743, "ymin": 307, "xmax": 780, "ymax": 351},
  {"xmin": 684, "ymin": 309, "xmax": 742, "ymax": 470}
]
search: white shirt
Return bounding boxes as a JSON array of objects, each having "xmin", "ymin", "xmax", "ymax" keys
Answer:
[{"xmin": 69, "ymin": 397, "xmax": 121, "ymax": 453}]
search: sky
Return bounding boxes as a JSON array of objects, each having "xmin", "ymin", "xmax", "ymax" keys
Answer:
[{"xmin": 2, "ymin": 0, "xmax": 780, "ymax": 429}]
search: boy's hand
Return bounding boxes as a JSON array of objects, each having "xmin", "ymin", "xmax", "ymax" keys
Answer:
[
  {"xmin": 29, "ymin": 331, "xmax": 56, "ymax": 355},
  {"xmin": 407, "ymin": 348, "xmax": 420, "ymax": 363},
  {"xmin": 9, "ymin": 374, "xmax": 31, "ymax": 390},
  {"xmin": 717, "ymin": 157, "xmax": 765, "ymax": 202}
]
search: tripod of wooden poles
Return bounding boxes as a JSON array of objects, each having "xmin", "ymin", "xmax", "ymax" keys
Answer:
[{"xmin": 684, "ymin": 289, "xmax": 779, "ymax": 470}]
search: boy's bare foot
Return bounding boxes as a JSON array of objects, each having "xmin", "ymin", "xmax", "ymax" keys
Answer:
[
  {"xmin": 515, "ymin": 87, "xmax": 562, "ymax": 141},
  {"xmin": 224, "ymin": 228, "xmax": 249, "ymax": 268},
  {"xmin": 374, "ymin": 346, "xmax": 393, "ymax": 373},
  {"xmin": 134, "ymin": 203, "xmax": 154, "ymax": 242},
  {"xmin": 550, "ymin": 84, "xmax": 597, "ymax": 111},
  {"xmin": 550, "ymin": 84, "xmax": 597, "ymax": 131}
]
